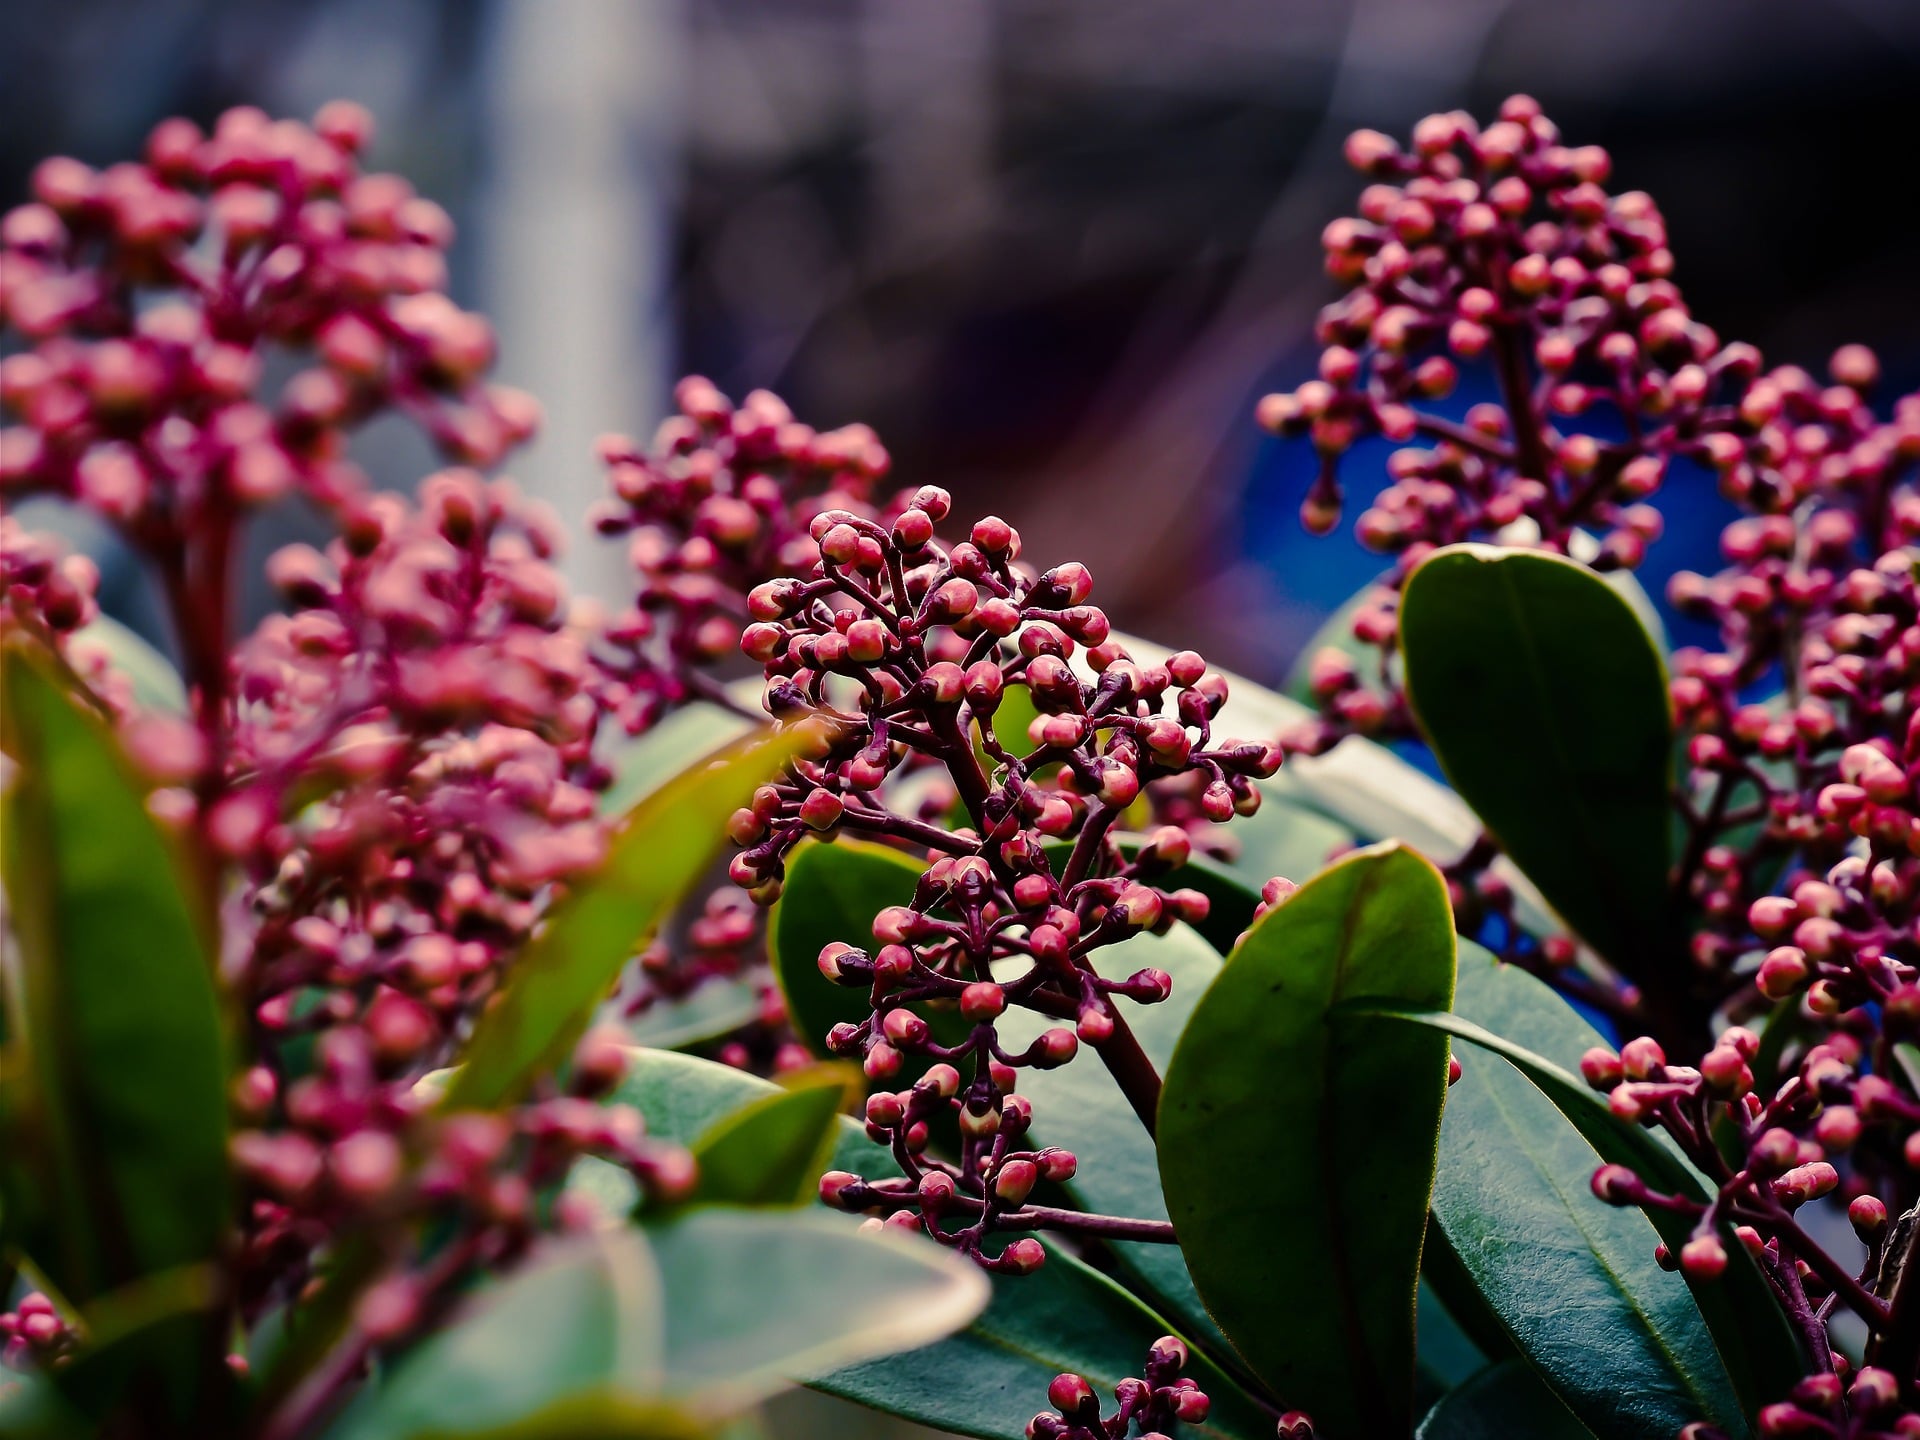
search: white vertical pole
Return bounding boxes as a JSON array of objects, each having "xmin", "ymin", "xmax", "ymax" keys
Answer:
[{"xmin": 477, "ymin": 0, "xmax": 685, "ymax": 599}]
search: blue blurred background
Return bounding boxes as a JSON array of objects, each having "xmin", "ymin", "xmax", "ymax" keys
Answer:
[{"xmin": 7, "ymin": 0, "xmax": 1920, "ymax": 686}]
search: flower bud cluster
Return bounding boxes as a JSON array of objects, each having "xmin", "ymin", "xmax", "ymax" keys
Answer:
[
  {"xmin": 0, "ymin": 1293, "xmax": 76, "ymax": 1379},
  {"xmin": 1269, "ymin": 95, "xmax": 1762, "ymax": 755},
  {"xmin": 591, "ymin": 377, "xmax": 902, "ymax": 736},
  {"xmin": 1683, "ymin": 1366, "xmax": 1918, "ymax": 1439},
  {"xmin": 731, "ymin": 495, "xmax": 1281, "ymax": 1261},
  {"xmin": 1581, "ymin": 1023, "xmax": 1920, "ymax": 1422},
  {"xmin": 0, "ymin": 106, "xmax": 691, "ymax": 1389},
  {"xmin": 1024, "ymin": 1336, "xmax": 1212, "ymax": 1439},
  {"xmin": 1275, "ymin": 95, "xmax": 1920, "ymax": 1411},
  {"xmin": 228, "ymin": 1027, "xmax": 694, "ymax": 1335},
  {"xmin": 0, "ymin": 516, "xmax": 137, "ymax": 714},
  {"xmin": 0, "ymin": 102, "xmax": 536, "ymax": 534}
]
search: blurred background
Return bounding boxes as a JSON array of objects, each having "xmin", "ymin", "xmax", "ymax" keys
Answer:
[{"xmin": 7, "ymin": 0, "xmax": 1920, "ymax": 687}]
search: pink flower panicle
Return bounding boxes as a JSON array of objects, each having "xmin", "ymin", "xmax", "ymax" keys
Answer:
[
  {"xmin": 733, "ymin": 492, "xmax": 1282, "ymax": 1266},
  {"xmin": 591, "ymin": 376, "xmax": 900, "ymax": 737},
  {"xmin": 1289, "ymin": 96, "xmax": 1920, "ymax": 1424}
]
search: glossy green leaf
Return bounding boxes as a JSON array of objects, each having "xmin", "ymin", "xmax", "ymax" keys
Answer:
[
  {"xmin": 322, "ymin": 1231, "xmax": 666, "ymax": 1440},
  {"xmin": 1158, "ymin": 841, "xmax": 1456, "ymax": 1437},
  {"xmin": 1340, "ymin": 1000, "xmax": 1803, "ymax": 1419},
  {"xmin": 1001, "ymin": 924, "xmax": 1230, "ymax": 1351},
  {"xmin": 1431, "ymin": 946, "xmax": 1745, "ymax": 1437},
  {"xmin": 647, "ymin": 1207, "xmax": 989, "ymax": 1411},
  {"xmin": 601, "ymin": 1052, "xmax": 1269, "ymax": 1440},
  {"xmin": 444, "ymin": 730, "xmax": 793, "ymax": 1111},
  {"xmin": 0, "ymin": 649, "xmax": 229, "ymax": 1308},
  {"xmin": 1399, "ymin": 544, "xmax": 1673, "ymax": 972},
  {"xmin": 814, "ymin": 1238, "xmax": 1271, "ymax": 1440},
  {"xmin": 1111, "ymin": 630, "xmax": 1561, "ymax": 943},
  {"xmin": 599, "ymin": 700, "xmax": 760, "ymax": 816},
  {"xmin": 625, "ymin": 978, "xmax": 763, "ymax": 1053},
  {"xmin": 1416, "ymin": 1361, "xmax": 1596, "ymax": 1440},
  {"xmin": 689, "ymin": 1065, "xmax": 853, "ymax": 1207},
  {"xmin": 71, "ymin": 614, "xmax": 188, "ymax": 715}
]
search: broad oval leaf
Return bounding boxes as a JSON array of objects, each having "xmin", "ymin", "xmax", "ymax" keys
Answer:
[
  {"xmin": 322, "ymin": 1231, "xmax": 666, "ymax": 1440},
  {"xmin": 1109, "ymin": 630, "xmax": 1560, "ymax": 943},
  {"xmin": 1158, "ymin": 841, "xmax": 1456, "ymax": 1437},
  {"xmin": 1432, "ymin": 946, "xmax": 1745, "ymax": 1437},
  {"xmin": 0, "ymin": 649, "xmax": 229, "ymax": 1306},
  {"xmin": 1399, "ymin": 544, "xmax": 1673, "ymax": 974},
  {"xmin": 647, "ymin": 1207, "xmax": 989, "ymax": 1413},
  {"xmin": 624, "ymin": 977, "xmax": 764, "ymax": 1053},
  {"xmin": 444, "ymin": 730, "xmax": 794, "ymax": 1111},
  {"xmin": 1416, "ymin": 1361, "xmax": 1596, "ymax": 1440},
  {"xmin": 1338, "ymin": 998, "xmax": 1803, "ymax": 1418},
  {"xmin": 599, "ymin": 700, "xmax": 759, "ymax": 817},
  {"xmin": 602, "ymin": 1052, "xmax": 1269, "ymax": 1440},
  {"xmin": 813, "ymin": 1238, "xmax": 1271, "ymax": 1440},
  {"xmin": 688, "ymin": 1065, "xmax": 854, "ymax": 1207}
]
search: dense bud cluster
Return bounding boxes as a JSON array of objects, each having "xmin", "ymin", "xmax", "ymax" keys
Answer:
[
  {"xmin": 1024, "ymin": 1336, "xmax": 1214, "ymax": 1439},
  {"xmin": 1282, "ymin": 94, "xmax": 1920, "ymax": 1427},
  {"xmin": 1270, "ymin": 94, "xmax": 1763, "ymax": 755},
  {"xmin": 0, "ymin": 1293, "xmax": 76, "ymax": 1390},
  {"xmin": 0, "ymin": 107, "xmax": 697, "ymax": 1409},
  {"xmin": 733, "ymin": 494, "xmax": 1281, "ymax": 1263},
  {"xmin": 0, "ymin": 100, "xmax": 536, "ymax": 523},
  {"xmin": 591, "ymin": 376, "xmax": 901, "ymax": 736}
]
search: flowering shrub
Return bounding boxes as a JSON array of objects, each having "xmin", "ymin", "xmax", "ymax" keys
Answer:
[{"xmin": 9, "ymin": 90, "xmax": 1920, "ymax": 1440}]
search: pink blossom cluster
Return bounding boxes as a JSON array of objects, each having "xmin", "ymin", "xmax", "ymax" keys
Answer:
[
  {"xmin": 1284, "ymin": 96, "xmax": 1920, "ymax": 1425},
  {"xmin": 591, "ymin": 376, "xmax": 900, "ymax": 737},
  {"xmin": 727, "ymin": 494, "xmax": 1281, "ymax": 1265},
  {"xmin": 1268, "ymin": 93, "xmax": 1767, "ymax": 754}
]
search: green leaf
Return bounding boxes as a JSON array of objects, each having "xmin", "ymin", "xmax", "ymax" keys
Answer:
[
  {"xmin": 646, "ymin": 1207, "xmax": 989, "ymax": 1412},
  {"xmin": 322, "ymin": 1231, "xmax": 667, "ymax": 1440},
  {"xmin": 1110, "ymin": 630, "xmax": 1562, "ymax": 944},
  {"xmin": 600, "ymin": 1052, "xmax": 1269, "ymax": 1440},
  {"xmin": 599, "ymin": 701, "xmax": 760, "ymax": 817},
  {"xmin": 1399, "ymin": 544, "xmax": 1673, "ymax": 972},
  {"xmin": 444, "ymin": 730, "xmax": 794, "ymax": 1111},
  {"xmin": 0, "ymin": 648, "xmax": 229, "ymax": 1309},
  {"xmin": 813, "ymin": 1238, "xmax": 1271, "ymax": 1440},
  {"xmin": 1415, "ymin": 1361, "xmax": 1596, "ymax": 1440},
  {"xmin": 1339, "ymin": 999, "xmax": 1804, "ymax": 1419},
  {"xmin": 1001, "ymin": 924, "xmax": 1230, "ymax": 1351},
  {"xmin": 625, "ymin": 978, "xmax": 764, "ymax": 1053},
  {"xmin": 689, "ymin": 1065, "xmax": 854, "ymax": 1207},
  {"xmin": 1157, "ymin": 841, "xmax": 1456, "ymax": 1438},
  {"xmin": 1430, "ymin": 946, "xmax": 1745, "ymax": 1437}
]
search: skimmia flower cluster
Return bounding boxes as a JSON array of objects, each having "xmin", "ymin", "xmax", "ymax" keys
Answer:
[
  {"xmin": 0, "ymin": 105, "xmax": 691, "ymax": 1419},
  {"xmin": 1267, "ymin": 93, "xmax": 1764, "ymax": 755},
  {"xmin": 591, "ymin": 377, "xmax": 914, "ymax": 1047},
  {"xmin": 723, "ymin": 492, "xmax": 1282, "ymax": 1267},
  {"xmin": 1283, "ymin": 97, "xmax": 1920, "ymax": 1430},
  {"xmin": 1025, "ymin": 1336, "xmax": 1213, "ymax": 1440}
]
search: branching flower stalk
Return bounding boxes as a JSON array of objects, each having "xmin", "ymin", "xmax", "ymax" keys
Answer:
[{"xmin": 723, "ymin": 492, "xmax": 1282, "ymax": 1269}]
